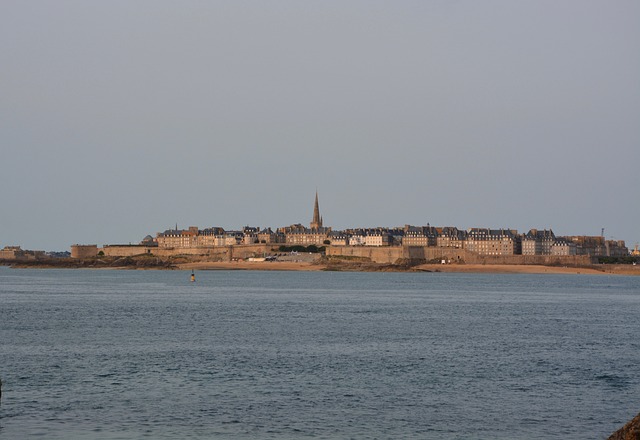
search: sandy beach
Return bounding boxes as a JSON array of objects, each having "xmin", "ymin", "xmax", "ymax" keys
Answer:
[
  {"xmin": 4, "ymin": 255, "xmax": 637, "ymax": 276},
  {"xmin": 176, "ymin": 260, "xmax": 640, "ymax": 275},
  {"xmin": 177, "ymin": 260, "xmax": 325, "ymax": 272},
  {"xmin": 413, "ymin": 264, "xmax": 640, "ymax": 276}
]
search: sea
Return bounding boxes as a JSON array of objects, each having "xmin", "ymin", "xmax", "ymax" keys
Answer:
[{"xmin": 0, "ymin": 267, "xmax": 639, "ymax": 439}]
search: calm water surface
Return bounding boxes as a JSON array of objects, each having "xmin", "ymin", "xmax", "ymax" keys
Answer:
[{"xmin": 1, "ymin": 267, "xmax": 639, "ymax": 439}]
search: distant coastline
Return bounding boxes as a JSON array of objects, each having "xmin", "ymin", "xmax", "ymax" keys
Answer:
[
  {"xmin": 177, "ymin": 260, "xmax": 640, "ymax": 276},
  {"xmin": 2, "ymin": 256, "xmax": 639, "ymax": 276}
]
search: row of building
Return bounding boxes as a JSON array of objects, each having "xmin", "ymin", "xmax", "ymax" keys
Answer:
[
  {"xmin": 59, "ymin": 193, "xmax": 632, "ymax": 259},
  {"xmin": 146, "ymin": 193, "xmax": 629, "ymax": 257},
  {"xmin": 153, "ymin": 224, "xmax": 629, "ymax": 257}
]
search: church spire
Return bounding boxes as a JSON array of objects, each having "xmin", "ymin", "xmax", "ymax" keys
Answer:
[{"xmin": 310, "ymin": 191, "xmax": 322, "ymax": 230}]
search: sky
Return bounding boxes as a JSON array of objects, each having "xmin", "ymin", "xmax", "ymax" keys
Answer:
[{"xmin": 1, "ymin": 1, "xmax": 639, "ymax": 251}]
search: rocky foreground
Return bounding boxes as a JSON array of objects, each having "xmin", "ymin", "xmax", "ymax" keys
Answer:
[
  {"xmin": 1, "ymin": 255, "xmax": 174, "ymax": 269},
  {"xmin": 608, "ymin": 412, "xmax": 640, "ymax": 440}
]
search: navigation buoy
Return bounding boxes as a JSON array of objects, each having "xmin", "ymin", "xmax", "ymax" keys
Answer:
[{"xmin": 190, "ymin": 271, "xmax": 195, "ymax": 282}]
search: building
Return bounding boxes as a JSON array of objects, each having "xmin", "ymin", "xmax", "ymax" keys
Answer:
[
  {"xmin": 223, "ymin": 231, "xmax": 244, "ymax": 246},
  {"xmin": 403, "ymin": 225, "xmax": 438, "ymax": 246},
  {"xmin": 156, "ymin": 227, "xmax": 198, "ymax": 248},
  {"xmin": 156, "ymin": 226, "xmax": 228, "ymax": 248},
  {"xmin": 436, "ymin": 227, "xmax": 466, "ymax": 248},
  {"xmin": 242, "ymin": 226, "xmax": 260, "ymax": 245},
  {"xmin": 567, "ymin": 236, "xmax": 608, "ymax": 256},
  {"xmin": 341, "ymin": 229, "xmax": 364, "ymax": 246},
  {"xmin": 257, "ymin": 228, "xmax": 283, "ymax": 244},
  {"xmin": 605, "ymin": 240, "xmax": 629, "ymax": 257},
  {"xmin": 465, "ymin": 228, "xmax": 519, "ymax": 256},
  {"xmin": 197, "ymin": 227, "xmax": 224, "ymax": 247},
  {"xmin": 547, "ymin": 235, "xmax": 628, "ymax": 257},
  {"xmin": 310, "ymin": 191, "xmax": 323, "ymax": 231},
  {"xmin": 280, "ymin": 192, "xmax": 331, "ymax": 245},
  {"xmin": 341, "ymin": 228, "xmax": 395, "ymax": 246},
  {"xmin": 550, "ymin": 238, "xmax": 577, "ymax": 256},
  {"xmin": 327, "ymin": 231, "xmax": 349, "ymax": 246},
  {"xmin": 364, "ymin": 231, "xmax": 392, "ymax": 247},
  {"xmin": 280, "ymin": 224, "xmax": 330, "ymax": 246},
  {"xmin": 522, "ymin": 229, "xmax": 556, "ymax": 255}
]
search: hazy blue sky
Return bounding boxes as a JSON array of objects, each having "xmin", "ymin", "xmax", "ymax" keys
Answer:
[{"xmin": 1, "ymin": 1, "xmax": 639, "ymax": 251}]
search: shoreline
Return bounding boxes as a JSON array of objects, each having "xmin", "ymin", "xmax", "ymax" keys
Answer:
[
  {"xmin": 178, "ymin": 261, "xmax": 325, "ymax": 272},
  {"xmin": 176, "ymin": 261, "xmax": 640, "ymax": 276},
  {"xmin": 413, "ymin": 263, "xmax": 640, "ymax": 276},
  {"xmin": 3, "ymin": 259, "xmax": 639, "ymax": 275}
]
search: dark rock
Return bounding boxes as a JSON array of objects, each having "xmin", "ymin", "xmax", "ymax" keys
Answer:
[{"xmin": 609, "ymin": 412, "xmax": 640, "ymax": 440}]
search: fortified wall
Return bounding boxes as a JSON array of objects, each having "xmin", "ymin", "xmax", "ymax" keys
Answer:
[
  {"xmin": 325, "ymin": 246, "xmax": 466, "ymax": 264},
  {"xmin": 464, "ymin": 253, "xmax": 595, "ymax": 266},
  {"xmin": 326, "ymin": 246, "xmax": 595, "ymax": 266},
  {"xmin": 70, "ymin": 245, "xmax": 98, "ymax": 259},
  {"xmin": 1, "ymin": 246, "xmax": 46, "ymax": 260},
  {"xmin": 325, "ymin": 246, "xmax": 404, "ymax": 263},
  {"xmin": 89, "ymin": 243, "xmax": 595, "ymax": 266},
  {"xmin": 99, "ymin": 244, "xmax": 276, "ymax": 261}
]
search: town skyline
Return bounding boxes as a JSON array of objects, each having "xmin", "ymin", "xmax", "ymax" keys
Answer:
[
  {"xmin": 0, "ymin": 190, "xmax": 637, "ymax": 253},
  {"xmin": 139, "ymin": 192, "xmax": 628, "ymax": 257},
  {"xmin": 2, "ymin": 191, "xmax": 637, "ymax": 263},
  {"xmin": 2, "ymin": 2, "xmax": 638, "ymax": 251},
  {"xmin": 48, "ymin": 190, "xmax": 630, "ymax": 264}
]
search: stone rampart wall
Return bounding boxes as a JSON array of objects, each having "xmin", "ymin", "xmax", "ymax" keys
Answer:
[
  {"xmin": 464, "ymin": 253, "xmax": 595, "ymax": 266},
  {"xmin": 101, "ymin": 245, "xmax": 156, "ymax": 257},
  {"xmin": 71, "ymin": 245, "xmax": 98, "ymax": 259},
  {"xmin": 326, "ymin": 246, "xmax": 404, "ymax": 264},
  {"xmin": 100, "ymin": 243, "xmax": 596, "ymax": 266},
  {"xmin": 101, "ymin": 244, "xmax": 277, "ymax": 261},
  {"xmin": 0, "ymin": 249, "xmax": 23, "ymax": 260},
  {"xmin": 404, "ymin": 247, "xmax": 467, "ymax": 262},
  {"xmin": 327, "ymin": 246, "xmax": 596, "ymax": 266},
  {"xmin": 326, "ymin": 246, "xmax": 467, "ymax": 264}
]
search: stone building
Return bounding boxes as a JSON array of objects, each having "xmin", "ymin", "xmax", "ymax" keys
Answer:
[
  {"xmin": 364, "ymin": 231, "xmax": 392, "ymax": 247},
  {"xmin": 222, "ymin": 231, "xmax": 244, "ymax": 246},
  {"xmin": 327, "ymin": 231, "xmax": 349, "ymax": 246},
  {"xmin": 436, "ymin": 227, "xmax": 466, "ymax": 248},
  {"xmin": 342, "ymin": 228, "xmax": 394, "ymax": 246},
  {"xmin": 197, "ymin": 227, "xmax": 225, "ymax": 247},
  {"xmin": 567, "ymin": 236, "xmax": 609, "ymax": 256},
  {"xmin": 522, "ymin": 229, "xmax": 556, "ymax": 255},
  {"xmin": 280, "ymin": 193, "xmax": 331, "ymax": 245},
  {"xmin": 402, "ymin": 225, "xmax": 438, "ymax": 247},
  {"xmin": 257, "ymin": 228, "xmax": 284, "ymax": 244},
  {"xmin": 156, "ymin": 226, "xmax": 226, "ymax": 248},
  {"xmin": 605, "ymin": 240, "xmax": 629, "ymax": 257},
  {"xmin": 156, "ymin": 227, "xmax": 199, "ymax": 248},
  {"xmin": 465, "ymin": 228, "xmax": 520, "ymax": 256},
  {"xmin": 242, "ymin": 226, "xmax": 260, "ymax": 245},
  {"xmin": 310, "ymin": 191, "xmax": 323, "ymax": 231},
  {"xmin": 550, "ymin": 238, "xmax": 577, "ymax": 256},
  {"xmin": 280, "ymin": 224, "xmax": 330, "ymax": 246},
  {"xmin": 346, "ymin": 230, "xmax": 366, "ymax": 246}
]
